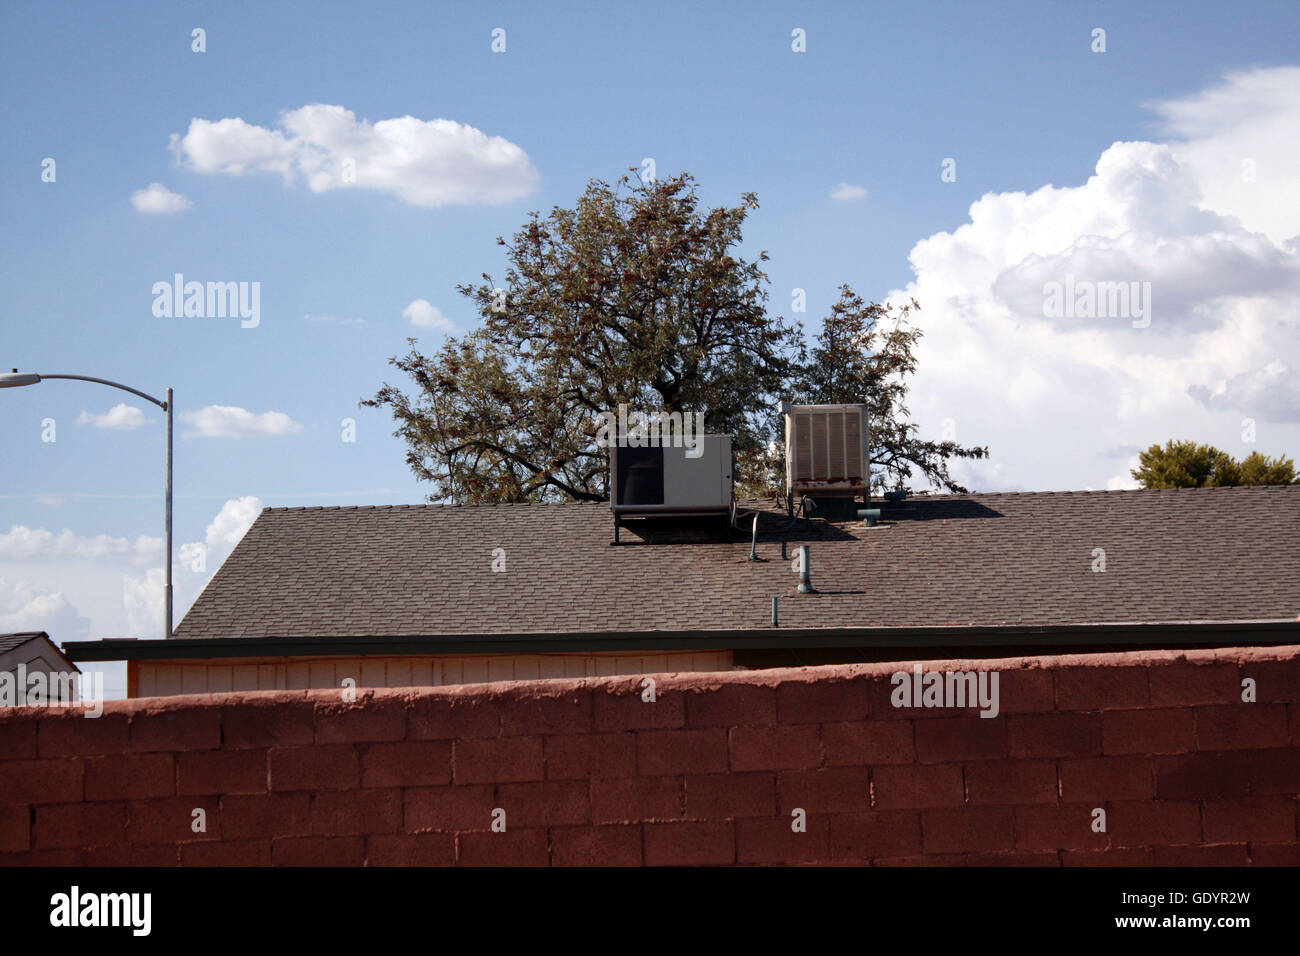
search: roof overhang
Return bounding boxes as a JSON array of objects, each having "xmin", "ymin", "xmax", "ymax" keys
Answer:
[{"xmin": 61, "ymin": 619, "xmax": 1300, "ymax": 662}]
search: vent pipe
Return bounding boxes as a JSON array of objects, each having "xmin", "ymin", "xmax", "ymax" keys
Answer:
[{"xmin": 797, "ymin": 545, "xmax": 813, "ymax": 593}]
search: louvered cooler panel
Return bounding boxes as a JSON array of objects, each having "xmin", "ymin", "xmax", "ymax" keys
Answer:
[{"xmin": 785, "ymin": 404, "xmax": 869, "ymax": 495}]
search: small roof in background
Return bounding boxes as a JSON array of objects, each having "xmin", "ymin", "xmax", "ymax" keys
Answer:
[{"xmin": 0, "ymin": 631, "xmax": 81, "ymax": 672}]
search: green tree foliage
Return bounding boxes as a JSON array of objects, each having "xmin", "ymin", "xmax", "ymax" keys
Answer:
[
  {"xmin": 790, "ymin": 285, "xmax": 988, "ymax": 494},
  {"xmin": 367, "ymin": 172, "xmax": 988, "ymax": 503},
  {"xmin": 1130, "ymin": 440, "xmax": 1297, "ymax": 488}
]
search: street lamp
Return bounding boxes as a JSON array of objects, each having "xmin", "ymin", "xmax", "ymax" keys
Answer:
[{"xmin": 1, "ymin": 370, "xmax": 174, "ymax": 638}]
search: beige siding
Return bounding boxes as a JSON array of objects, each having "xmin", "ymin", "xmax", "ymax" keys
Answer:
[{"xmin": 134, "ymin": 650, "xmax": 735, "ymax": 698}]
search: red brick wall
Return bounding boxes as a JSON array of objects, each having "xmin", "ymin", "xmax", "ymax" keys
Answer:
[{"xmin": 2, "ymin": 645, "xmax": 1298, "ymax": 866}]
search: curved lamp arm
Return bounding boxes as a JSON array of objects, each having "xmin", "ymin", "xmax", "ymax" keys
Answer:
[{"xmin": 36, "ymin": 374, "xmax": 168, "ymax": 410}]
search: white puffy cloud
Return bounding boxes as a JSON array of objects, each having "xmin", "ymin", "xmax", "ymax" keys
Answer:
[
  {"xmin": 169, "ymin": 104, "xmax": 539, "ymax": 208},
  {"xmin": 130, "ymin": 182, "xmax": 192, "ymax": 214},
  {"xmin": 0, "ymin": 578, "xmax": 90, "ymax": 640},
  {"xmin": 180, "ymin": 405, "xmax": 302, "ymax": 438},
  {"xmin": 0, "ymin": 526, "xmax": 158, "ymax": 563},
  {"xmin": 76, "ymin": 404, "xmax": 151, "ymax": 429},
  {"xmin": 882, "ymin": 67, "xmax": 1300, "ymax": 493},
  {"xmin": 202, "ymin": 495, "xmax": 262, "ymax": 551},
  {"xmin": 403, "ymin": 299, "xmax": 455, "ymax": 331},
  {"xmin": 831, "ymin": 183, "xmax": 868, "ymax": 201}
]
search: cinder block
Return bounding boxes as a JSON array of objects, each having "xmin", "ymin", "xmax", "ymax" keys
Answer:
[
  {"xmin": 545, "ymin": 733, "xmax": 636, "ymax": 780},
  {"xmin": 1194, "ymin": 704, "xmax": 1291, "ymax": 750},
  {"xmin": 776, "ymin": 766, "xmax": 870, "ymax": 814},
  {"xmin": 315, "ymin": 697, "xmax": 407, "ymax": 743},
  {"xmin": 495, "ymin": 780, "xmax": 589, "ymax": 827},
  {"xmin": 871, "ymin": 764, "xmax": 964, "ymax": 810},
  {"xmin": 729, "ymin": 724, "xmax": 820, "ymax": 772},
  {"xmin": 222, "ymin": 699, "xmax": 314, "ymax": 749},
  {"xmin": 737, "ymin": 814, "xmax": 829, "ymax": 864},
  {"xmin": 1058, "ymin": 756, "xmax": 1154, "ymax": 801},
  {"xmin": 177, "ymin": 749, "xmax": 267, "ymax": 795},
  {"xmin": 829, "ymin": 810, "xmax": 921, "ymax": 861},
  {"xmin": 777, "ymin": 678, "xmax": 868, "ymax": 725},
  {"xmin": 1148, "ymin": 660, "xmax": 1241, "ymax": 707},
  {"xmin": 126, "ymin": 796, "xmax": 220, "ymax": 845},
  {"xmin": 83, "ymin": 753, "xmax": 172, "ymax": 802},
  {"xmin": 1007, "ymin": 713, "xmax": 1101, "ymax": 758},
  {"xmin": 220, "ymin": 792, "xmax": 312, "ymax": 840},
  {"xmin": 914, "ymin": 717, "xmax": 1008, "ymax": 764},
  {"xmin": 965, "ymin": 759, "xmax": 1058, "ymax": 805},
  {"xmin": 1013, "ymin": 804, "xmax": 1106, "ymax": 852},
  {"xmin": 360, "ymin": 741, "xmax": 452, "ymax": 788},
  {"xmin": 405, "ymin": 785, "xmax": 495, "ymax": 832},
  {"xmin": 637, "ymin": 728, "xmax": 728, "ymax": 776},
  {"xmin": 685, "ymin": 683, "xmax": 777, "ymax": 728},
  {"xmin": 1101, "ymin": 708, "xmax": 1194, "ymax": 755},
  {"xmin": 130, "ymin": 707, "xmax": 221, "ymax": 752},
  {"xmin": 458, "ymin": 828, "xmax": 549, "ymax": 866},
  {"xmin": 34, "ymin": 801, "xmax": 126, "ymax": 849},
  {"xmin": 311, "ymin": 788, "xmax": 403, "ymax": 836},
  {"xmin": 644, "ymin": 820, "xmax": 734, "ymax": 866},
  {"xmin": 271, "ymin": 835, "xmax": 366, "ymax": 866},
  {"xmin": 590, "ymin": 776, "xmax": 683, "ymax": 824},
  {"xmin": 1155, "ymin": 751, "xmax": 1255, "ymax": 799},
  {"xmin": 0, "ymin": 714, "xmax": 39, "ymax": 759},
  {"xmin": 1202, "ymin": 796, "xmax": 1297, "ymax": 843},
  {"xmin": 454, "ymin": 736, "xmax": 543, "ymax": 783},
  {"xmin": 684, "ymin": 772, "xmax": 776, "ymax": 819},
  {"xmin": 408, "ymin": 694, "xmax": 501, "ymax": 740},
  {"xmin": 551, "ymin": 825, "xmax": 642, "ymax": 866},
  {"xmin": 1055, "ymin": 665, "xmax": 1148, "ymax": 711},
  {"xmin": 1104, "ymin": 799, "xmax": 1201, "ymax": 848},
  {"xmin": 366, "ymin": 833, "xmax": 456, "ymax": 866},
  {"xmin": 500, "ymin": 692, "xmax": 592, "ymax": 736},
  {"xmin": 38, "ymin": 712, "xmax": 129, "ymax": 758},
  {"xmin": 0, "ymin": 804, "xmax": 29, "ymax": 852},
  {"xmin": 922, "ymin": 806, "xmax": 1014, "ymax": 854},
  {"xmin": 593, "ymin": 686, "xmax": 685, "ymax": 732},
  {"xmin": 821, "ymin": 721, "xmax": 914, "ymax": 766},
  {"xmin": 0, "ymin": 758, "xmax": 83, "ymax": 804},
  {"xmin": 268, "ymin": 744, "xmax": 359, "ymax": 791}
]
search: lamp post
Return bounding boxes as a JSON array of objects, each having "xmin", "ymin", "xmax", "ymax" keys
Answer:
[{"xmin": 1, "ymin": 370, "xmax": 174, "ymax": 638}]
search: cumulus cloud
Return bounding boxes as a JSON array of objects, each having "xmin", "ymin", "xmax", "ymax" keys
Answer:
[
  {"xmin": 831, "ymin": 183, "xmax": 868, "ymax": 201},
  {"xmin": 76, "ymin": 404, "xmax": 151, "ymax": 430},
  {"xmin": 169, "ymin": 104, "xmax": 540, "ymax": 207},
  {"xmin": 402, "ymin": 299, "xmax": 455, "ymax": 331},
  {"xmin": 881, "ymin": 66, "xmax": 1300, "ymax": 493},
  {"xmin": 1187, "ymin": 360, "xmax": 1300, "ymax": 422},
  {"xmin": 180, "ymin": 405, "xmax": 302, "ymax": 438},
  {"xmin": 0, "ymin": 526, "xmax": 158, "ymax": 563},
  {"xmin": 130, "ymin": 182, "xmax": 192, "ymax": 213},
  {"xmin": 0, "ymin": 578, "xmax": 91, "ymax": 640}
]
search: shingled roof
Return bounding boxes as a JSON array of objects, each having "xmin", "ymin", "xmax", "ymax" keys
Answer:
[{"xmin": 167, "ymin": 485, "xmax": 1299, "ymax": 642}]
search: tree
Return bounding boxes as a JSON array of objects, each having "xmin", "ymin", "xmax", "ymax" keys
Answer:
[
  {"xmin": 789, "ymin": 285, "xmax": 988, "ymax": 493},
  {"xmin": 1130, "ymin": 440, "xmax": 1297, "ymax": 488},
  {"xmin": 366, "ymin": 171, "xmax": 800, "ymax": 502},
  {"xmin": 368, "ymin": 172, "xmax": 988, "ymax": 503}
]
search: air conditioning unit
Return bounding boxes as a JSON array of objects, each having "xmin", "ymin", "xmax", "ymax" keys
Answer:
[
  {"xmin": 610, "ymin": 435, "xmax": 733, "ymax": 514},
  {"xmin": 784, "ymin": 404, "xmax": 869, "ymax": 497}
]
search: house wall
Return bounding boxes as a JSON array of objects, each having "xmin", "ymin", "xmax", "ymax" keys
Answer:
[
  {"xmin": 128, "ymin": 650, "xmax": 734, "ymax": 698},
  {"xmin": 2, "ymin": 643, "xmax": 1297, "ymax": 866},
  {"xmin": 0, "ymin": 640, "xmax": 79, "ymax": 705}
]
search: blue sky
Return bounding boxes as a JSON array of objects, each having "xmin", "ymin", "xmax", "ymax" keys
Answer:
[{"xmin": 2, "ymin": 1, "xmax": 1299, "ymax": 682}]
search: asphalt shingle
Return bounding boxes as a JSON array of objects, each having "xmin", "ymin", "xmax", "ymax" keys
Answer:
[{"xmin": 171, "ymin": 485, "xmax": 1300, "ymax": 640}]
